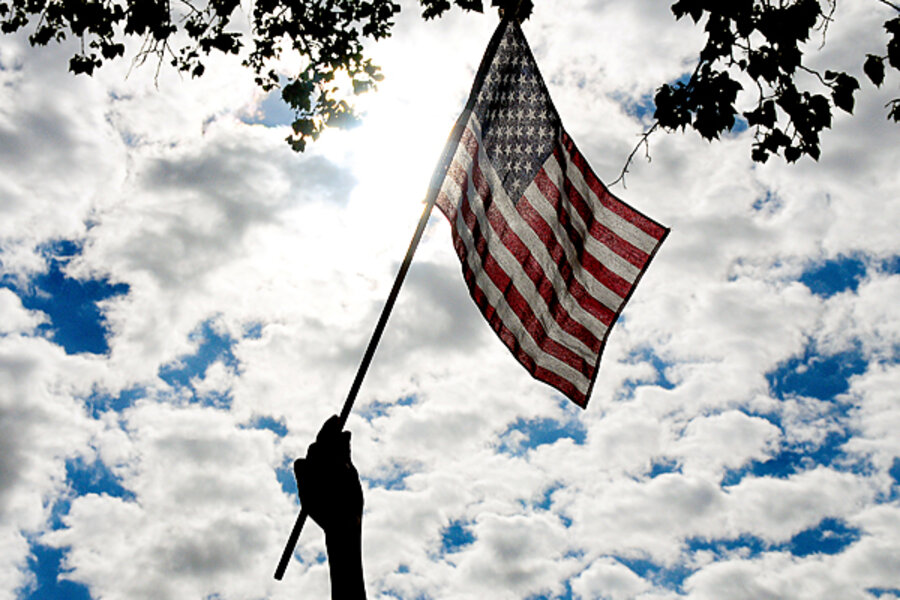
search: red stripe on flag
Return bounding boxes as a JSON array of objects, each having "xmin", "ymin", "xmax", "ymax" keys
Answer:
[
  {"xmin": 457, "ymin": 125, "xmax": 620, "ymax": 327},
  {"xmin": 561, "ymin": 132, "xmax": 668, "ymax": 241},
  {"xmin": 466, "ymin": 156, "xmax": 603, "ymax": 354},
  {"xmin": 511, "ymin": 196, "xmax": 618, "ymax": 327},
  {"xmin": 457, "ymin": 174, "xmax": 595, "ymax": 379},
  {"xmin": 450, "ymin": 209, "xmax": 590, "ymax": 406},
  {"xmin": 456, "ymin": 126, "xmax": 615, "ymax": 333},
  {"xmin": 559, "ymin": 171, "xmax": 651, "ymax": 269},
  {"xmin": 533, "ymin": 168, "xmax": 635, "ymax": 299},
  {"xmin": 465, "ymin": 273, "xmax": 589, "ymax": 406}
]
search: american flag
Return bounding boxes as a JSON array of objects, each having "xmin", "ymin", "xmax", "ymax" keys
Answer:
[{"xmin": 428, "ymin": 19, "xmax": 669, "ymax": 408}]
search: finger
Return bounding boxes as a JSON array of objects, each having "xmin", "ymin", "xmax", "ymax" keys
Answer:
[
  {"xmin": 305, "ymin": 439, "xmax": 320, "ymax": 461},
  {"xmin": 340, "ymin": 431, "xmax": 352, "ymax": 461},
  {"xmin": 316, "ymin": 415, "xmax": 342, "ymax": 444}
]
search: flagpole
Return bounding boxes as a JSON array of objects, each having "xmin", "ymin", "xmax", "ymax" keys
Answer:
[
  {"xmin": 274, "ymin": 189, "xmax": 441, "ymax": 581},
  {"xmin": 273, "ymin": 18, "xmax": 514, "ymax": 581}
]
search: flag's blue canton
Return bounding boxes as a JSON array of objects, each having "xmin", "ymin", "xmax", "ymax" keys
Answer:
[{"xmin": 472, "ymin": 23, "xmax": 560, "ymax": 204}]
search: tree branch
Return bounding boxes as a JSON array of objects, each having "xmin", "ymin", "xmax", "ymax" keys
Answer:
[
  {"xmin": 798, "ymin": 64, "xmax": 832, "ymax": 88},
  {"xmin": 610, "ymin": 122, "xmax": 659, "ymax": 189},
  {"xmin": 876, "ymin": 0, "xmax": 900, "ymax": 12},
  {"xmin": 817, "ymin": 0, "xmax": 837, "ymax": 49}
]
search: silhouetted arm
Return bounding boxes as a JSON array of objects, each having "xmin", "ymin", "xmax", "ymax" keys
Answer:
[{"xmin": 294, "ymin": 416, "xmax": 366, "ymax": 599}]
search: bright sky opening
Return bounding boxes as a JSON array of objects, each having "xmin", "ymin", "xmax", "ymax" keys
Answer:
[{"xmin": 1, "ymin": 1, "xmax": 900, "ymax": 599}]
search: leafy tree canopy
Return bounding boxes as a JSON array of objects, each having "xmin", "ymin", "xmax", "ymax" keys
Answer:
[
  {"xmin": 0, "ymin": 0, "xmax": 895, "ymax": 162},
  {"xmin": 650, "ymin": 0, "xmax": 900, "ymax": 167}
]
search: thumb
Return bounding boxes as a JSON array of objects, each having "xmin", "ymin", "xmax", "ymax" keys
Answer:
[{"xmin": 293, "ymin": 458, "xmax": 306, "ymax": 485}]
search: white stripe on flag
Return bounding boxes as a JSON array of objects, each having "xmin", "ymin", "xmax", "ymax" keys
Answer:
[
  {"xmin": 452, "ymin": 204, "xmax": 593, "ymax": 392},
  {"xmin": 448, "ymin": 119, "xmax": 609, "ymax": 355}
]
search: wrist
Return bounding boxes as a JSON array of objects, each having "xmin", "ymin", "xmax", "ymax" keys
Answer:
[
  {"xmin": 324, "ymin": 519, "xmax": 366, "ymax": 600},
  {"xmin": 324, "ymin": 515, "xmax": 362, "ymax": 542}
]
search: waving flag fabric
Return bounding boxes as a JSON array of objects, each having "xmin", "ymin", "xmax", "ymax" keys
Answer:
[{"xmin": 428, "ymin": 19, "xmax": 669, "ymax": 408}]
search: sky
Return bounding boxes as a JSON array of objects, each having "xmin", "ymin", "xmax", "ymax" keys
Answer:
[{"xmin": 1, "ymin": 1, "xmax": 899, "ymax": 599}]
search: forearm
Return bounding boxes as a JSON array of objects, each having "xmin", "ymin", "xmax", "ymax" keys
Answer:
[{"xmin": 325, "ymin": 522, "xmax": 366, "ymax": 599}]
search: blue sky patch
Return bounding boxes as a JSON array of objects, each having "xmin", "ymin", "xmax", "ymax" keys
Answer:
[
  {"xmin": 64, "ymin": 457, "xmax": 133, "ymax": 500},
  {"xmin": 497, "ymin": 416, "xmax": 586, "ymax": 456},
  {"xmin": 362, "ymin": 463, "xmax": 413, "ymax": 491},
  {"xmin": 687, "ymin": 521, "xmax": 859, "ymax": 561},
  {"xmin": 23, "ymin": 544, "xmax": 92, "ymax": 600},
  {"xmin": 799, "ymin": 255, "xmax": 866, "ymax": 298},
  {"xmin": 439, "ymin": 520, "xmax": 475, "ymax": 555},
  {"xmin": 276, "ymin": 460, "xmax": 298, "ymax": 499},
  {"xmin": 244, "ymin": 415, "xmax": 288, "ymax": 437},
  {"xmin": 49, "ymin": 457, "xmax": 135, "ymax": 530},
  {"xmin": 648, "ymin": 458, "xmax": 681, "ymax": 478},
  {"xmin": 613, "ymin": 555, "xmax": 693, "ymax": 592},
  {"xmin": 358, "ymin": 395, "xmax": 417, "ymax": 421},
  {"xmin": 381, "ymin": 591, "xmax": 432, "ymax": 600},
  {"xmin": 241, "ymin": 86, "xmax": 296, "ymax": 128},
  {"xmin": 526, "ymin": 580, "xmax": 574, "ymax": 600},
  {"xmin": 616, "ymin": 92, "xmax": 656, "ymax": 121},
  {"xmin": 618, "ymin": 348, "xmax": 676, "ymax": 401},
  {"xmin": 535, "ymin": 482, "xmax": 563, "ymax": 510},
  {"xmin": 877, "ymin": 256, "xmax": 900, "ymax": 275},
  {"xmin": 685, "ymin": 518, "xmax": 861, "ymax": 558},
  {"xmin": 788, "ymin": 518, "xmax": 860, "ymax": 557},
  {"xmin": 752, "ymin": 191, "xmax": 783, "ymax": 213},
  {"xmin": 728, "ymin": 116, "xmax": 749, "ymax": 135},
  {"xmin": 243, "ymin": 322, "xmax": 263, "ymax": 339},
  {"xmin": 766, "ymin": 345, "xmax": 866, "ymax": 401},
  {"xmin": 84, "ymin": 387, "xmax": 144, "ymax": 419},
  {"xmin": 687, "ymin": 534, "xmax": 768, "ymax": 558},
  {"xmin": 158, "ymin": 320, "xmax": 238, "ymax": 406},
  {"xmin": 626, "ymin": 348, "xmax": 676, "ymax": 390},
  {"xmin": 887, "ymin": 458, "xmax": 900, "ymax": 501},
  {"xmin": 1, "ymin": 240, "xmax": 129, "ymax": 354},
  {"xmin": 722, "ymin": 427, "xmax": 853, "ymax": 486}
]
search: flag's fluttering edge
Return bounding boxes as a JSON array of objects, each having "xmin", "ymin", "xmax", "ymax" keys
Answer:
[{"xmin": 428, "ymin": 19, "xmax": 669, "ymax": 408}]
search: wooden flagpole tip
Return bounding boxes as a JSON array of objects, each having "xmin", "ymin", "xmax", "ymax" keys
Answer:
[{"xmin": 495, "ymin": 0, "xmax": 533, "ymax": 22}]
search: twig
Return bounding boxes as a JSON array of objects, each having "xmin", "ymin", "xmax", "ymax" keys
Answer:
[
  {"xmin": 876, "ymin": 0, "xmax": 900, "ymax": 12},
  {"xmin": 609, "ymin": 122, "xmax": 658, "ymax": 189},
  {"xmin": 798, "ymin": 64, "xmax": 832, "ymax": 88},
  {"xmin": 817, "ymin": 0, "xmax": 837, "ymax": 49}
]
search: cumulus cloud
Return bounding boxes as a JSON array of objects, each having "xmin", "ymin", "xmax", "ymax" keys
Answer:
[{"xmin": 1, "ymin": 0, "xmax": 899, "ymax": 598}]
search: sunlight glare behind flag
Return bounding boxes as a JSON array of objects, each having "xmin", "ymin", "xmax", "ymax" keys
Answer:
[{"xmin": 428, "ymin": 19, "xmax": 669, "ymax": 408}]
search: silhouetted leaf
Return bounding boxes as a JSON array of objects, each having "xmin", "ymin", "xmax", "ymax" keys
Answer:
[
  {"xmin": 808, "ymin": 94, "xmax": 831, "ymax": 129},
  {"xmin": 751, "ymin": 143, "xmax": 770, "ymax": 163},
  {"xmin": 831, "ymin": 73, "xmax": 859, "ymax": 113},
  {"xmin": 672, "ymin": 0, "xmax": 704, "ymax": 23},
  {"xmin": 784, "ymin": 145, "xmax": 801, "ymax": 162},
  {"xmin": 745, "ymin": 100, "xmax": 777, "ymax": 128},
  {"xmin": 68, "ymin": 54, "xmax": 98, "ymax": 75},
  {"xmin": 5, "ymin": 0, "xmax": 900, "ymax": 157},
  {"xmin": 887, "ymin": 17, "xmax": 900, "ymax": 69},
  {"xmin": 864, "ymin": 54, "xmax": 884, "ymax": 87},
  {"xmin": 889, "ymin": 100, "xmax": 900, "ymax": 122},
  {"xmin": 806, "ymin": 142, "xmax": 820, "ymax": 161}
]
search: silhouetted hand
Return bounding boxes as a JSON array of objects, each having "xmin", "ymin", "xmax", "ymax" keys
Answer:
[{"xmin": 294, "ymin": 415, "xmax": 366, "ymax": 599}]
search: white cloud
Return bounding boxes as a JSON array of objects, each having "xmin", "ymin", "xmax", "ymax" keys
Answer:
[
  {"xmin": 571, "ymin": 557, "xmax": 654, "ymax": 600},
  {"xmin": 42, "ymin": 401, "xmax": 291, "ymax": 600},
  {"xmin": 724, "ymin": 468, "xmax": 872, "ymax": 543},
  {"xmin": 672, "ymin": 411, "xmax": 781, "ymax": 480},
  {"xmin": 0, "ymin": 336, "xmax": 100, "ymax": 598},
  {"xmin": 843, "ymin": 363, "xmax": 900, "ymax": 478},
  {"xmin": 0, "ymin": 289, "xmax": 45, "ymax": 334},
  {"xmin": 1, "ymin": 0, "xmax": 899, "ymax": 598}
]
